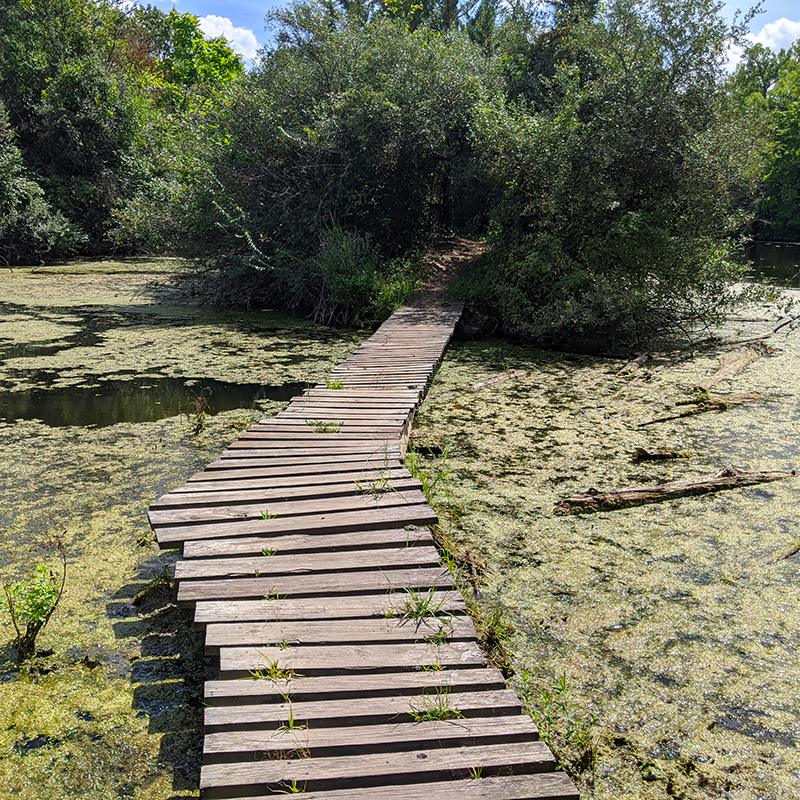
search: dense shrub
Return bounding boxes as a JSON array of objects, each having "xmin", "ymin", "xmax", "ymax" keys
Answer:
[{"xmin": 0, "ymin": 101, "xmax": 84, "ymax": 265}]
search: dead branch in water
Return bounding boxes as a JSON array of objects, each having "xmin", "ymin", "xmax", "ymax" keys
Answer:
[
  {"xmin": 639, "ymin": 391, "xmax": 763, "ymax": 427},
  {"xmin": 555, "ymin": 467, "xmax": 795, "ymax": 514},
  {"xmin": 617, "ymin": 353, "xmax": 650, "ymax": 376}
]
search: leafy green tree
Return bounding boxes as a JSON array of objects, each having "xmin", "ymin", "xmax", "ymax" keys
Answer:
[
  {"xmin": 164, "ymin": 11, "xmax": 243, "ymax": 88},
  {"xmin": 729, "ymin": 42, "xmax": 784, "ymax": 100},
  {"xmin": 754, "ymin": 43, "xmax": 800, "ymax": 241},
  {"xmin": 0, "ymin": 0, "xmax": 244, "ymax": 260},
  {"xmin": 457, "ymin": 0, "xmax": 762, "ymax": 347},
  {"xmin": 182, "ymin": 9, "xmax": 497, "ymax": 319},
  {"xmin": 0, "ymin": 100, "xmax": 83, "ymax": 265}
]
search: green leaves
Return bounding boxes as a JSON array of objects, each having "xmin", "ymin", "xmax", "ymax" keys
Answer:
[{"xmin": 2, "ymin": 536, "xmax": 67, "ymax": 662}]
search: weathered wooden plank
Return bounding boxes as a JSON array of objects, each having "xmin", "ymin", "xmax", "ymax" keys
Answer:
[
  {"xmin": 231, "ymin": 773, "xmax": 580, "ymax": 800},
  {"xmin": 177, "ymin": 565, "xmax": 453, "ymax": 604},
  {"xmin": 150, "ymin": 489, "xmax": 427, "ymax": 529},
  {"xmin": 156, "ymin": 503, "xmax": 437, "ymax": 546},
  {"xmin": 265, "ymin": 422, "xmax": 406, "ymax": 433},
  {"xmin": 187, "ymin": 459, "xmax": 405, "ymax": 482},
  {"xmin": 217, "ymin": 640, "xmax": 485, "ymax": 675},
  {"xmin": 203, "ymin": 615, "xmax": 477, "ymax": 651},
  {"xmin": 151, "ymin": 477, "xmax": 420, "ymax": 512},
  {"xmin": 204, "ymin": 688, "xmax": 518, "ymax": 730},
  {"xmin": 193, "ymin": 590, "xmax": 465, "ymax": 625},
  {"xmin": 232, "ymin": 431, "xmax": 402, "ymax": 442},
  {"xmin": 300, "ymin": 390, "xmax": 422, "ymax": 400},
  {"xmin": 200, "ymin": 740, "xmax": 556, "ymax": 794},
  {"xmin": 239, "ymin": 427, "xmax": 404, "ymax": 438},
  {"xmin": 182, "ymin": 526, "xmax": 432, "ymax": 559},
  {"xmin": 203, "ymin": 715, "xmax": 537, "ymax": 761},
  {"xmin": 225, "ymin": 437, "xmax": 398, "ymax": 450},
  {"xmin": 204, "ymin": 668, "xmax": 506, "ymax": 704},
  {"xmin": 175, "ymin": 544, "xmax": 442, "ymax": 581},
  {"xmin": 176, "ymin": 468, "xmax": 409, "ymax": 495},
  {"xmin": 205, "ymin": 454, "xmax": 403, "ymax": 471},
  {"xmin": 219, "ymin": 441, "xmax": 401, "ymax": 462}
]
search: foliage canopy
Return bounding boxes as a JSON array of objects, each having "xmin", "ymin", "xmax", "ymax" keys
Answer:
[{"xmin": 0, "ymin": 0, "xmax": 788, "ymax": 348}]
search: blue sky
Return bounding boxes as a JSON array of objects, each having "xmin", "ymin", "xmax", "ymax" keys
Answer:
[{"xmin": 147, "ymin": 0, "xmax": 800, "ymax": 63}]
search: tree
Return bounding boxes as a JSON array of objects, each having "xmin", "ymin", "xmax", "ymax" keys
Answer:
[
  {"xmin": 179, "ymin": 7, "xmax": 497, "ymax": 319},
  {"xmin": 0, "ymin": 99, "xmax": 83, "ymax": 265},
  {"xmin": 456, "ymin": 0, "xmax": 763, "ymax": 347},
  {"xmin": 754, "ymin": 43, "xmax": 800, "ymax": 241}
]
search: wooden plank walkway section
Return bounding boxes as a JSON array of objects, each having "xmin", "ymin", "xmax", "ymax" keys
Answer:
[{"xmin": 148, "ymin": 302, "xmax": 580, "ymax": 800}]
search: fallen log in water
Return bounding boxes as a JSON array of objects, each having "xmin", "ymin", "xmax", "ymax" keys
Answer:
[
  {"xmin": 554, "ymin": 467, "xmax": 795, "ymax": 514},
  {"xmin": 632, "ymin": 447, "xmax": 692, "ymax": 461},
  {"xmin": 695, "ymin": 343, "xmax": 770, "ymax": 392},
  {"xmin": 617, "ymin": 353, "xmax": 651, "ymax": 376}
]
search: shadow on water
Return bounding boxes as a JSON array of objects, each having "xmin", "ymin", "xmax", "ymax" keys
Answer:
[
  {"xmin": 109, "ymin": 555, "xmax": 215, "ymax": 799},
  {"xmin": 746, "ymin": 241, "xmax": 800, "ymax": 288},
  {"xmin": 0, "ymin": 378, "xmax": 306, "ymax": 427}
]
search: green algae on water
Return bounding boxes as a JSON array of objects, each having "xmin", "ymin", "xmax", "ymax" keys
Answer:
[
  {"xmin": 416, "ymin": 317, "xmax": 800, "ymax": 800},
  {"xmin": 0, "ymin": 259, "xmax": 369, "ymax": 800}
]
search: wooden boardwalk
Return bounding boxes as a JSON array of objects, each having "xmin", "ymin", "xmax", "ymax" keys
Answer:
[{"xmin": 148, "ymin": 302, "xmax": 579, "ymax": 799}]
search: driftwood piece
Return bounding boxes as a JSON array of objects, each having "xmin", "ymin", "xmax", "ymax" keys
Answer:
[
  {"xmin": 617, "ymin": 353, "xmax": 650, "ymax": 376},
  {"xmin": 695, "ymin": 343, "xmax": 769, "ymax": 391},
  {"xmin": 472, "ymin": 369, "xmax": 529, "ymax": 391},
  {"xmin": 720, "ymin": 314, "xmax": 798, "ymax": 346},
  {"xmin": 554, "ymin": 467, "xmax": 795, "ymax": 514},
  {"xmin": 742, "ymin": 538, "xmax": 800, "ymax": 578},
  {"xmin": 639, "ymin": 392, "xmax": 763, "ymax": 427},
  {"xmin": 632, "ymin": 447, "xmax": 691, "ymax": 461}
]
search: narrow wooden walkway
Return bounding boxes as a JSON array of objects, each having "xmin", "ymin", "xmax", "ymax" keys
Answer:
[{"xmin": 148, "ymin": 302, "xmax": 579, "ymax": 799}]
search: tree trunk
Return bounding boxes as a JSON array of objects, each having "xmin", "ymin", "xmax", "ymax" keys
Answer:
[{"xmin": 555, "ymin": 467, "xmax": 795, "ymax": 514}]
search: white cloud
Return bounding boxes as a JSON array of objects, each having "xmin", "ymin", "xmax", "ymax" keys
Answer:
[
  {"xmin": 749, "ymin": 17, "xmax": 800, "ymax": 52},
  {"xmin": 725, "ymin": 17, "xmax": 800, "ymax": 70},
  {"xmin": 198, "ymin": 15, "xmax": 259, "ymax": 61}
]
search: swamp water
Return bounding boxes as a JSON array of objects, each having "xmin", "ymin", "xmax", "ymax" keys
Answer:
[
  {"xmin": 416, "ymin": 301, "xmax": 800, "ymax": 799},
  {"xmin": 0, "ymin": 260, "xmax": 365, "ymax": 799},
  {"xmin": 1, "ymin": 259, "xmax": 798, "ymax": 799}
]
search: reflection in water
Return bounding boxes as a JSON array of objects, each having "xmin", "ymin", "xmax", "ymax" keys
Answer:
[
  {"xmin": 746, "ymin": 241, "xmax": 800, "ymax": 288},
  {"xmin": 0, "ymin": 378, "xmax": 306, "ymax": 427}
]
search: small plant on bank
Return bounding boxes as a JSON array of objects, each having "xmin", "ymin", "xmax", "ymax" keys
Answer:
[
  {"xmin": 519, "ymin": 671, "xmax": 596, "ymax": 773},
  {"xmin": 183, "ymin": 387, "xmax": 212, "ymax": 434},
  {"xmin": 405, "ymin": 447, "xmax": 452, "ymax": 505},
  {"xmin": 2, "ymin": 535, "xmax": 67, "ymax": 662},
  {"xmin": 409, "ymin": 686, "xmax": 463, "ymax": 722},
  {"xmin": 133, "ymin": 558, "xmax": 175, "ymax": 607}
]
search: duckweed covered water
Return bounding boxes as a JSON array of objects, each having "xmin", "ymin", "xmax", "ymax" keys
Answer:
[
  {"xmin": 3, "ymin": 259, "xmax": 799, "ymax": 799},
  {"xmin": 0, "ymin": 260, "xmax": 367, "ymax": 799},
  {"xmin": 416, "ymin": 304, "xmax": 800, "ymax": 799}
]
